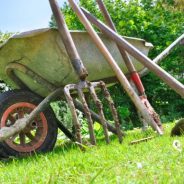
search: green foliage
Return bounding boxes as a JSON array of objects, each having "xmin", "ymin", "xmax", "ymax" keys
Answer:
[
  {"xmin": 0, "ymin": 31, "xmax": 12, "ymax": 45},
  {"xmin": 51, "ymin": 101, "xmax": 104, "ymax": 137},
  {"xmin": 51, "ymin": 101, "xmax": 73, "ymax": 130}
]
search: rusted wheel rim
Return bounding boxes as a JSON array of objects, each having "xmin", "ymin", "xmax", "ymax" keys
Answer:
[{"xmin": 1, "ymin": 102, "xmax": 48, "ymax": 153}]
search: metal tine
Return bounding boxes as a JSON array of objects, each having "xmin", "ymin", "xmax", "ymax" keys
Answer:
[
  {"xmin": 64, "ymin": 81, "xmax": 123, "ymax": 146},
  {"xmin": 73, "ymin": 99, "xmax": 120, "ymax": 135},
  {"xmin": 64, "ymin": 84, "xmax": 83, "ymax": 150},
  {"xmin": 99, "ymin": 81, "xmax": 123, "ymax": 143},
  {"xmin": 88, "ymin": 82, "xmax": 110, "ymax": 144},
  {"xmin": 77, "ymin": 82, "xmax": 96, "ymax": 145}
]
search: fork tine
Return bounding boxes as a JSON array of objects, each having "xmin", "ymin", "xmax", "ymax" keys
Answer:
[
  {"xmin": 64, "ymin": 85, "xmax": 83, "ymax": 149},
  {"xmin": 78, "ymin": 85, "xmax": 96, "ymax": 145},
  {"xmin": 89, "ymin": 83, "xmax": 110, "ymax": 144},
  {"xmin": 99, "ymin": 81, "xmax": 123, "ymax": 143}
]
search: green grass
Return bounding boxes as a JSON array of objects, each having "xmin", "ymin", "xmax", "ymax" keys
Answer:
[{"xmin": 0, "ymin": 123, "xmax": 184, "ymax": 184}]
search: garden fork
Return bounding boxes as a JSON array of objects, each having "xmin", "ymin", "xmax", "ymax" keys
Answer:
[{"xmin": 49, "ymin": 0, "xmax": 123, "ymax": 147}]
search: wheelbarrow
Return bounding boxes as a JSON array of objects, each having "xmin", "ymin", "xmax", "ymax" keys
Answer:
[
  {"xmin": 0, "ymin": 30, "xmax": 152, "ymax": 155},
  {"xmin": 0, "ymin": 0, "xmax": 183, "ymax": 157}
]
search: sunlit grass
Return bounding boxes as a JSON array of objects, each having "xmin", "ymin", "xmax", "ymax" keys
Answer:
[{"xmin": 0, "ymin": 122, "xmax": 183, "ymax": 184}]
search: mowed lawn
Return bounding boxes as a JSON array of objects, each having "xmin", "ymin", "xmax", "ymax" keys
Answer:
[{"xmin": 0, "ymin": 123, "xmax": 183, "ymax": 184}]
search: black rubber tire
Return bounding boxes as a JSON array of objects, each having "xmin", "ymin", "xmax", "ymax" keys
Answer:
[{"xmin": 0, "ymin": 90, "xmax": 58, "ymax": 158}]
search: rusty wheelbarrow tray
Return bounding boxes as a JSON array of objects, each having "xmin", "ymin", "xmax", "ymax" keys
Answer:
[{"xmin": 0, "ymin": 28, "xmax": 153, "ymax": 97}]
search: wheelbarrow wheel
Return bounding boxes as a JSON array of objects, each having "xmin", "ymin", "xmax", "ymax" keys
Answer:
[{"xmin": 0, "ymin": 90, "xmax": 58, "ymax": 157}]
